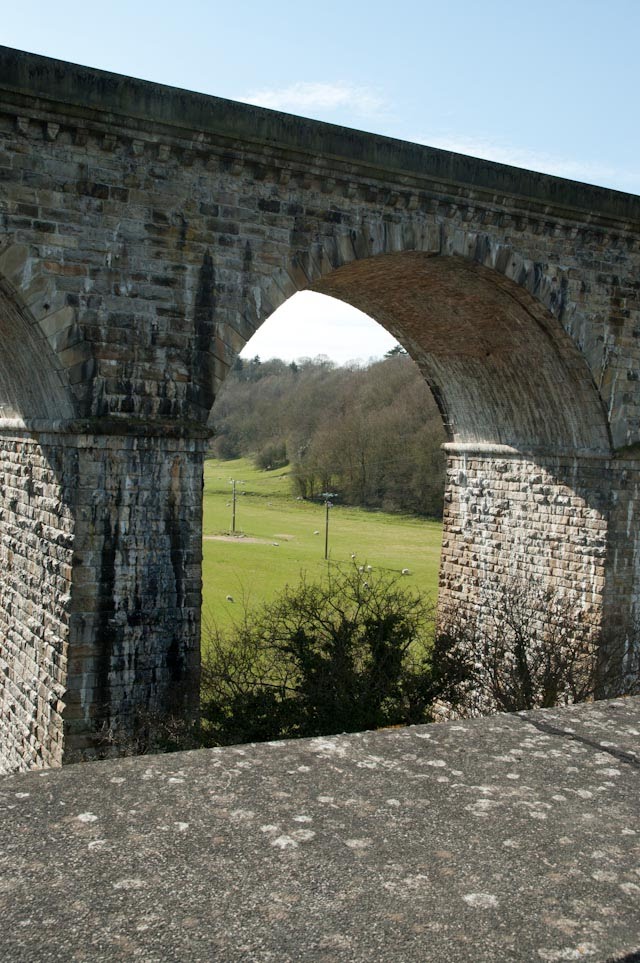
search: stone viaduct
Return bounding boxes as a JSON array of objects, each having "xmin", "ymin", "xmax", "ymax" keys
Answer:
[{"xmin": 0, "ymin": 47, "xmax": 639, "ymax": 771}]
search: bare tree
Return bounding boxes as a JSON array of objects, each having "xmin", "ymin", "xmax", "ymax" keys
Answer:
[{"xmin": 431, "ymin": 579, "xmax": 640, "ymax": 717}]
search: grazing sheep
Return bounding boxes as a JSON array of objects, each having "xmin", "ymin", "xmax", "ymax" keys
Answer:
[
  {"xmin": 272, "ymin": 542, "xmax": 279, "ymax": 547},
  {"xmin": 313, "ymin": 530, "xmax": 320, "ymax": 535},
  {"xmin": 226, "ymin": 595, "xmax": 234, "ymax": 603},
  {"xmin": 366, "ymin": 565, "xmax": 373, "ymax": 572},
  {"xmin": 351, "ymin": 553, "xmax": 356, "ymax": 559},
  {"xmin": 401, "ymin": 568, "xmax": 411, "ymax": 575}
]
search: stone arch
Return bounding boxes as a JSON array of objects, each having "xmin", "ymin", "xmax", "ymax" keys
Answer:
[
  {"xmin": 0, "ymin": 245, "xmax": 74, "ymax": 423},
  {"xmin": 225, "ymin": 229, "xmax": 614, "ymax": 642},
  {"xmin": 3, "ymin": 46, "xmax": 640, "ymax": 768},
  {"xmin": 237, "ymin": 227, "xmax": 611, "ymax": 458},
  {"xmin": 313, "ymin": 253, "xmax": 611, "ymax": 455}
]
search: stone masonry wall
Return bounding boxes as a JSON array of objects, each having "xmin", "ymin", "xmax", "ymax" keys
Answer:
[
  {"xmin": 0, "ymin": 427, "xmax": 205, "ymax": 771},
  {"xmin": 440, "ymin": 448, "xmax": 610, "ymax": 626},
  {"xmin": 440, "ymin": 447, "xmax": 640, "ymax": 682},
  {"xmin": 0, "ymin": 432, "xmax": 75, "ymax": 771},
  {"xmin": 602, "ymin": 459, "xmax": 640, "ymax": 647},
  {"xmin": 63, "ymin": 433, "xmax": 205, "ymax": 761},
  {"xmin": 0, "ymin": 79, "xmax": 637, "ymax": 448}
]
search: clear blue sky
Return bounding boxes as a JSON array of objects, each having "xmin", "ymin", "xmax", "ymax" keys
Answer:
[{"xmin": 4, "ymin": 1, "xmax": 639, "ymax": 363}]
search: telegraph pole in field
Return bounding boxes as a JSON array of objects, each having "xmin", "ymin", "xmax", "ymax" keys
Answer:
[
  {"xmin": 231, "ymin": 479, "xmax": 237, "ymax": 533},
  {"xmin": 321, "ymin": 492, "xmax": 338, "ymax": 560}
]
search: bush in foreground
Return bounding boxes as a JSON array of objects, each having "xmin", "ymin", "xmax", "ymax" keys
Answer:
[
  {"xmin": 200, "ymin": 565, "xmax": 437, "ymax": 745},
  {"xmin": 95, "ymin": 571, "xmax": 640, "ymax": 755},
  {"xmin": 200, "ymin": 571, "xmax": 640, "ymax": 747}
]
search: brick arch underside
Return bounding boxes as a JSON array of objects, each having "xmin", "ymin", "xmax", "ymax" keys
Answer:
[
  {"xmin": 307, "ymin": 253, "xmax": 610, "ymax": 456},
  {"xmin": 0, "ymin": 279, "xmax": 73, "ymax": 423}
]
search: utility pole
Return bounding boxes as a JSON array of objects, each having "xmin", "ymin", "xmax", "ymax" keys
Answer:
[
  {"xmin": 229, "ymin": 478, "xmax": 245, "ymax": 534},
  {"xmin": 321, "ymin": 492, "xmax": 338, "ymax": 560}
]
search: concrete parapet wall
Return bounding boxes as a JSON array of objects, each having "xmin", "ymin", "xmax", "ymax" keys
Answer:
[{"xmin": 1, "ymin": 697, "xmax": 638, "ymax": 962}]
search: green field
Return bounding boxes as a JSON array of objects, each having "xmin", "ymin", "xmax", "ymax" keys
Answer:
[{"xmin": 202, "ymin": 457, "xmax": 442, "ymax": 631}]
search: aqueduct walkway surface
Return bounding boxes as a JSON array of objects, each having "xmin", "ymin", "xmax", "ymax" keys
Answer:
[{"xmin": 1, "ymin": 698, "xmax": 639, "ymax": 962}]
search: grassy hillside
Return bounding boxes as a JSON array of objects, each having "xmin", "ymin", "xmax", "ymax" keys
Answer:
[{"xmin": 202, "ymin": 457, "xmax": 442, "ymax": 633}]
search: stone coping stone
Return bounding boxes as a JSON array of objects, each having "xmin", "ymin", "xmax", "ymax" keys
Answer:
[{"xmin": 1, "ymin": 698, "xmax": 639, "ymax": 962}]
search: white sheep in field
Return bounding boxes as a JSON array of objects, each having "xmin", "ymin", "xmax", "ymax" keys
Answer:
[
  {"xmin": 226, "ymin": 595, "xmax": 234, "ymax": 603},
  {"xmin": 401, "ymin": 568, "xmax": 411, "ymax": 576}
]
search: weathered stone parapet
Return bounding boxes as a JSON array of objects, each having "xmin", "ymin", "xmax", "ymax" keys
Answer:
[
  {"xmin": 2, "ymin": 698, "xmax": 639, "ymax": 962},
  {"xmin": 1, "ymin": 45, "xmax": 638, "ymax": 229}
]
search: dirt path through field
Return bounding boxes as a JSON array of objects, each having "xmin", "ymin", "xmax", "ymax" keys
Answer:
[
  {"xmin": 204, "ymin": 535, "xmax": 270, "ymax": 544},
  {"xmin": 203, "ymin": 534, "xmax": 295, "ymax": 544}
]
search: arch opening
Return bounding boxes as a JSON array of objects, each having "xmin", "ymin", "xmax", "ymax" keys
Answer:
[
  {"xmin": 216, "ymin": 248, "xmax": 614, "ymax": 640},
  {"xmin": 207, "ymin": 291, "xmax": 446, "ymax": 597},
  {"xmin": 201, "ymin": 246, "xmax": 618, "ymax": 741}
]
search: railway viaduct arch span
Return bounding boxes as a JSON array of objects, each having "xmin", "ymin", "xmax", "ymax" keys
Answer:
[{"xmin": 0, "ymin": 47, "xmax": 639, "ymax": 770}]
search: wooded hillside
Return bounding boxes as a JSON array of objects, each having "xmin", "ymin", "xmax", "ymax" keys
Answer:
[{"xmin": 210, "ymin": 352, "xmax": 447, "ymax": 517}]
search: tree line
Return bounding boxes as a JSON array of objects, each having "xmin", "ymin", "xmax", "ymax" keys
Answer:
[{"xmin": 210, "ymin": 350, "xmax": 447, "ymax": 517}]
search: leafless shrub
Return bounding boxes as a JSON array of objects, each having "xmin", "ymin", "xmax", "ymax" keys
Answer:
[
  {"xmin": 431, "ymin": 579, "xmax": 640, "ymax": 718},
  {"xmin": 92, "ymin": 709, "xmax": 204, "ymax": 757}
]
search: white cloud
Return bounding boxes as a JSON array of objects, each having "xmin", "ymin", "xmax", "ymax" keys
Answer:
[
  {"xmin": 415, "ymin": 133, "xmax": 640, "ymax": 195},
  {"xmin": 237, "ymin": 82, "xmax": 386, "ymax": 118}
]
